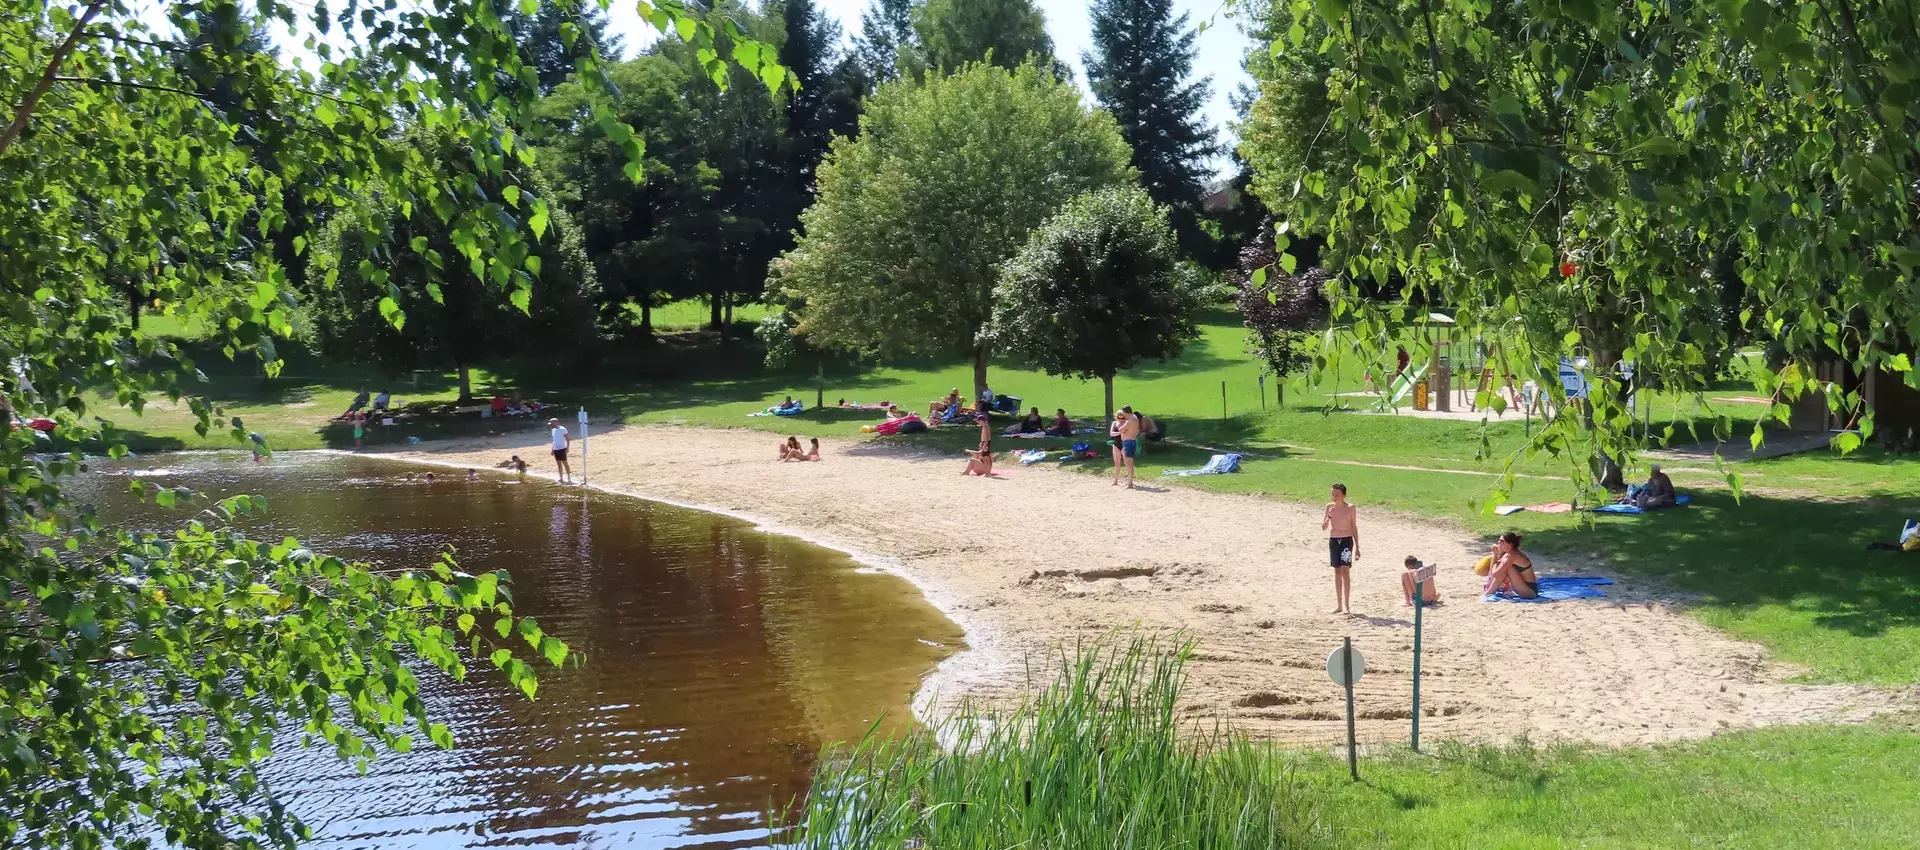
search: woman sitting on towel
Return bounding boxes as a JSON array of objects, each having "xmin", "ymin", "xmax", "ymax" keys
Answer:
[
  {"xmin": 1484, "ymin": 531, "xmax": 1538, "ymax": 598},
  {"xmin": 1018, "ymin": 407, "xmax": 1045, "ymax": 433},
  {"xmin": 1045, "ymin": 408, "xmax": 1073, "ymax": 437}
]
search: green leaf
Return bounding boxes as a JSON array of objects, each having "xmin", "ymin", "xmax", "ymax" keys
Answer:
[
  {"xmin": 539, "ymin": 636, "xmax": 568, "ymax": 667},
  {"xmin": 759, "ymin": 63, "xmax": 786, "ymax": 93},
  {"xmin": 528, "ymin": 200, "xmax": 550, "ymax": 240}
]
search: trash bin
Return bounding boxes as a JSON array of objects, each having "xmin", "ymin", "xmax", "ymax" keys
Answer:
[{"xmin": 1413, "ymin": 379, "xmax": 1429, "ymax": 411}]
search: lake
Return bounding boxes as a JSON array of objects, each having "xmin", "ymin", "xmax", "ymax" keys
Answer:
[{"xmin": 72, "ymin": 452, "xmax": 964, "ymax": 849}]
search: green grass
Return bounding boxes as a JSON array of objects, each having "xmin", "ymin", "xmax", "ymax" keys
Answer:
[
  {"xmin": 103, "ymin": 300, "xmax": 1920, "ymax": 685},
  {"xmin": 627, "ymin": 298, "xmax": 774, "ymax": 331},
  {"xmin": 787, "ymin": 641, "xmax": 1920, "ymax": 850}
]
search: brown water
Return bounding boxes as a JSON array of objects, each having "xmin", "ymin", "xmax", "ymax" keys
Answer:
[{"xmin": 74, "ymin": 452, "xmax": 964, "ymax": 849}]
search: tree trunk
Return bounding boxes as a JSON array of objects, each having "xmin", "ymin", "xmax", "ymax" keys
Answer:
[
  {"xmin": 816, "ymin": 357, "xmax": 825, "ymax": 409},
  {"xmin": 457, "ymin": 363, "xmax": 473, "ymax": 404},
  {"xmin": 640, "ymin": 299, "xmax": 653, "ymax": 338},
  {"xmin": 972, "ymin": 345, "xmax": 990, "ymax": 408},
  {"xmin": 709, "ymin": 293, "xmax": 723, "ymax": 331},
  {"xmin": 1102, "ymin": 373, "xmax": 1115, "ymax": 424},
  {"xmin": 128, "ymin": 287, "xmax": 141, "ymax": 330},
  {"xmin": 725, "ymin": 299, "xmax": 733, "ymax": 327}
]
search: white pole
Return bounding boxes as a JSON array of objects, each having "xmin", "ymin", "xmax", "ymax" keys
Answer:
[{"xmin": 576, "ymin": 407, "xmax": 589, "ymax": 486}]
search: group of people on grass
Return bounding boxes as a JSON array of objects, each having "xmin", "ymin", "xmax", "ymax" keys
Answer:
[{"xmin": 1322, "ymin": 482, "xmax": 1537, "ymax": 615}]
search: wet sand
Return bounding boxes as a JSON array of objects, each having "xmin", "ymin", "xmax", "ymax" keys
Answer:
[{"xmin": 400, "ymin": 426, "xmax": 1908, "ymax": 746}]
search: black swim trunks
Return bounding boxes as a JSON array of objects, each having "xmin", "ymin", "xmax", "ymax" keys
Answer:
[
  {"xmin": 552, "ymin": 447, "xmax": 569, "ymax": 462},
  {"xmin": 1328, "ymin": 536, "xmax": 1355, "ymax": 568}
]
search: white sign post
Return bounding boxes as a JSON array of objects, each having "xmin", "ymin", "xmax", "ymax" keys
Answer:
[
  {"xmin": 1327, "ymin": 639, "xmax": 1365, "ymax": 781},
  {"xmin": 576, "ymin": 408, "xmax": 589, "ymax": 486}
]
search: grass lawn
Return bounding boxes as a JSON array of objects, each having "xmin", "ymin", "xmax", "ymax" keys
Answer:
[
  {"xmin": 1296, "ymin": 720, "xmax": 1920, "ymax": 849},
  {"xmin": 104, "ymin": 300, "xmax": 1920, "ymax": 686}
]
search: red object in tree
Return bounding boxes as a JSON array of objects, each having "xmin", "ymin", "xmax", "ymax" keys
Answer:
[
  {"xmin": 28, "ymin": 418, "xmax": 55, "ymax": 432},
  {"xmin": 1559, "ymin": 260, "xmax": 1578, "ymax": 278}
]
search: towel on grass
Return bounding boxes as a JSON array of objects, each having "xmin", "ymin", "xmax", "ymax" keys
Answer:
[
  {"xmin": 1594, "ymin": 494, "xmax": 1693, "ymax": 515},
  {"xmin": 1017, "ymin": 448, "xmax": 1051, "ymax": 465},
  {"xmin": 1528, "ymin": 502, "xmax": 1574, "ymax": 513},
  {"xmin": 1483, "ymin": 576, "xmax": 1614, "ymax": 603},
  {"xmin": 1494, "ymin": 505, "xmax": 1525, "ymax": 516},
  {"xmin": 1163, "ymin": 453, "xmax": 1243, "ymax": 476}
]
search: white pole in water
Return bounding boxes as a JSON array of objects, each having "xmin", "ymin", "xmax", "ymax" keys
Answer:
[{"xmin": 577, "ymin": 407, "xmax": 589, "ymax": 486}]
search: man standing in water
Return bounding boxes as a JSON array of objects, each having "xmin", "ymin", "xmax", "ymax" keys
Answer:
[
  {"xmin": 1111, "ymin": 406, "xmax": 1141, "ymax": 489},
  {"xmin": 548, "ymin": 417, "xmax": 573, "ymax": 484},
  {"xmin": 1322, "ymin": 483, "xmax": 1360, "ymax": 614}
]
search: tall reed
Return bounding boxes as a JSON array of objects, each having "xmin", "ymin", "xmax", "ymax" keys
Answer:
[{"xmin": 779, "ymin": 636, "xmax": 1324, "ymax": 848}]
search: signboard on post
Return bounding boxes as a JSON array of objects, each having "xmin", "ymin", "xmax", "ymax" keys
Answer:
[
  {"xmin": 576, "ymin": 408, "xmax": 589, "ymax": 485},
  {"xmin": 1327, "ymin": 639, "xmax": 1364, "ymax": 781},
  {"xmin": 1411, "ymin": 561, "xmax": 1436, "ymax": 751}
]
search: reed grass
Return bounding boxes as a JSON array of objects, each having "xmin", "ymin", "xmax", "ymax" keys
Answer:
[{"xmin": 778, "ymin": 637, "xmax": 1325, "ymax": 849}]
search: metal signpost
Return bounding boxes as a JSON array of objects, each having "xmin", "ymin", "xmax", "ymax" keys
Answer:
[
  {"xmin": 576, "ymin": 407, "xmax": 589, "ymax": 486},
  {"xmin": 1326, "ymin": 639, "xmax": 1365, "ymax": 781},
  {"xmin": 1411, "ymin": 561, "xmax": 1437, "ymax": 752}
]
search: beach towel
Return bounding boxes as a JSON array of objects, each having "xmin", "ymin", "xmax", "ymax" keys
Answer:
[
  {"xmin": 1483, "ymin": 576, "xmax": 1614, "ymax": 603},
  {"xmin": 1594, "ymin": 494, "xmax": 1692, "ymax": 515},
  {"xmin": 1017, "ymin": 448, "xmax": 1051, "ymax": 465},
  {"xmin": 1528, "ymin": 502, "xmax": 1574, "ymax": 513},
  {"xmin": 1162, "ymin": 453, "xmax": 1244, "ymax": 476},
  {"xmin": 1493, "ymin": 505, "xmax": 1525, "ymax": 516}
]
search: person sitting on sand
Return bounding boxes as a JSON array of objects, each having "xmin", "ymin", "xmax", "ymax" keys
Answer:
[
  {"xmin": 1402, "ymin": 556, "xmax": 1440, "ymax": 606},
  {"xmin": 928, "ymin": 388, "xmax": 962, "ymax": 421},
  {"xmin": 807, "ymin": 438, "xmax": 822, "ymax": 461},
  {"xmin": 1484, "ymin": 531, "xmax": 1537, "ymax": 598},
  {"xmin": 962, "ymin": 429, "xmax": 994, "ymax": 476},
  {"xmin": 341, "ymin": 387, "xmax": 370, "ymax": 419},
  {"xmin": 1017, "ymin": 407, "xmax": 1045, "ymax": 433},
  {"xmin": 1628, "ymin": 464, "xmax": 1677, "ymax": 510},
  {"xmin": 778, "ymin": 436, "xmax": 802, "ymax": 461},
  {"xmin": 1045, "ymin": 408, "xmax": 1073, "ymax": 437}
]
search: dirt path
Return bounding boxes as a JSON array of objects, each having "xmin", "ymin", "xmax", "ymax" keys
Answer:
[{"xmin": 398, "ymin": 426, "xmax": 1905, "ymax": 747}]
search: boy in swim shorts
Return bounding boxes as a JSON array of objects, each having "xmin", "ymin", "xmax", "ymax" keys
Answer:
[{"xmin": 1321, "ymin": 483, "xmax": 1359, "ymax": 614}]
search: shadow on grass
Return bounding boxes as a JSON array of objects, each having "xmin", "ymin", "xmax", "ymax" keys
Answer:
[{"xmin": 1525, "ymin": 489, "xmax": 1920, "ymax": 639}]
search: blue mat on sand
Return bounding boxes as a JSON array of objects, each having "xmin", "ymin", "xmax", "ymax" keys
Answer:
[
  {"xmin": 1593, "ymin": 494, "xmax": 1692, "ymax": 515},
  {"xmin": 1483, "ymin": 576, "xmax": 1615, "ymax": 603}
]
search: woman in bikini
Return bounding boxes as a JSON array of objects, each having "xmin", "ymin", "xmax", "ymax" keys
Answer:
[
  {"xmin": 778, "ymin": 436, "xmax": 802, "ymax": 461},
  {"xmin": 1485, "ymin": 531, "xmax": 1538, "ymax": 598}
]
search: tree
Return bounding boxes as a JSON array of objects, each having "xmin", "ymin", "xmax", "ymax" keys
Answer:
[
  {"xmin": 780, "ymin": 0, "xmax": 865, "ymax": 212},
  {"xmin": 772, "ymin": 62, "xmax": 1135, "ymax": 400},
  {"xmin": 853, "ymin": 0, "xmax": 921, "ymax": 83},
  {"xmin": 914, "ymin": 0, "xmax": 1053, "ymax": 72},
  {"xmin": 502, "ymin": 0, "xmax": 626, "ymax": 94},
  {"xmin": 308, "ymin": 133, "xmax": 600, "ymax": 400},
  {"xmin": 1083, "ymin": 0, "xmax": 1218, "ymax": 240},
  {"xmin": 1233, "ymin": 242, "xmax": 1325, "ymax": 382},
  {"xmin": 987, "ymin": 186, "xmax": 1202, "ymax": 420},
  {"xmin": 541, "ymin": 55, "xmax": 716, "ymax": 334},
  {"xmin": 1246, "ymin": 1, "xmax": 1920, "ymax": 488},
  {"xmin": 0, "ymin": 0, "xmax": 775, "ymax": 846}
]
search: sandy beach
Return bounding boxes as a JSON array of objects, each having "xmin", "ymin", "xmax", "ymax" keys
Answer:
[{"xmin": 400, "ymin": 425, "xmax": 1907, "ymax": 747}]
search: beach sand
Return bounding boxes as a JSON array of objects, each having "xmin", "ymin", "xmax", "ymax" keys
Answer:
[{"xmin": 400, "ymin": 425, "xmax": 1907, "ymax": 747}]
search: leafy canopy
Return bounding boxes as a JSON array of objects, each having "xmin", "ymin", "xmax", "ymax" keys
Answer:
[
  {"xmin": 1250, "ymin": 0, "xmax": 1920, "ymax": 496},
  {"xmin": 914, "ymin": 0, "xmax": 1054, "ymax": 72},
  {"xmin": 987, "ymin": 186, "xmax": 1203, "ymax": 417},
  {"xmin": 771, "ymin": 61, "xmax": 1135, "ymax": 395},
  {"xmin": 0, "ymin": 0, "xmax": 775, "ymax": 846}
]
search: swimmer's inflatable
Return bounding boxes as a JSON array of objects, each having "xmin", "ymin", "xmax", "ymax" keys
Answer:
[
  {"xmin": 870, "ymin": 414, "xmax": 923, "ymax": 435},
  {"xmin": 772, "ymin": 403, "xmax": 805, "ymax": 417}
]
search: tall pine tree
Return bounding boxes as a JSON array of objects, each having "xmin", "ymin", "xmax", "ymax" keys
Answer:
[
  {"xmin": 502, "ymin": 0, "xmax": 625, "ymax": 94},
  {"xmin": 854, "ymin": 0, "xmax": 920, "ymax": 83},
  {"xmin": 1083, "ymin": 0, "xmax": 1216, "ymax": 213},
  {"xmin": 782, "ymin": 0, "xmax": 864, "ymax": 196}
]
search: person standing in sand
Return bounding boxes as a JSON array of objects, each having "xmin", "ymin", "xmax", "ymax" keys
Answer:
[
  {"xmin": 548, "ymin": 418, "xmax": 573, "ymax": 484},
  {"xmin": 1322, "ymin": 483, "xmax": 1359, "ymax": 613},
  {"xmin": 1111, "ymin": 406, "xmax": 1141, "ymax": 489}
]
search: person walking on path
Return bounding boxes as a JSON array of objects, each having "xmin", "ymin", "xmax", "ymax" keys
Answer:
[
  {"xmin": 548, "ymin": 418, "xmax": 573, "ymax": 484},
  {"xmin": 1322, "ymin": 483, "xmax": 1360, "ymax": 614},
  {"xmin": 1111, "ymin": 406, "xmax": 1141, "ymax": 489}
]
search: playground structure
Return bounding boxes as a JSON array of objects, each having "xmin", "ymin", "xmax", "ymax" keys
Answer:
[{"xmin": 1372, "ymin": 314, "xmax": 1541, "ymax": 419}]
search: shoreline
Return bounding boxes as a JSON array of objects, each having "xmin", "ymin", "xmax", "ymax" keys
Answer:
[{"xmin": 377, "ymin": 425, "xmax": 1906, "ymax": 747}]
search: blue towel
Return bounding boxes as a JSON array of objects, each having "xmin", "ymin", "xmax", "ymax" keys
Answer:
[
  {"xmin": 1595, "ymin": 494, "xmax": 1693, "ymax": 515},
  {"xmin": 1162, "ymin": 452, "xmax": 1243, "ymax": 476},
  {"xmin": 1483, "ymin": 576, "xmax": 1615, "ymax": 603}
]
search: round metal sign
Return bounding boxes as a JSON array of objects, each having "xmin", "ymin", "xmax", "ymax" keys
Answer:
[{"xmin": 1326, "ymin": 644, "xmax": 1366, "ymax": 686}]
